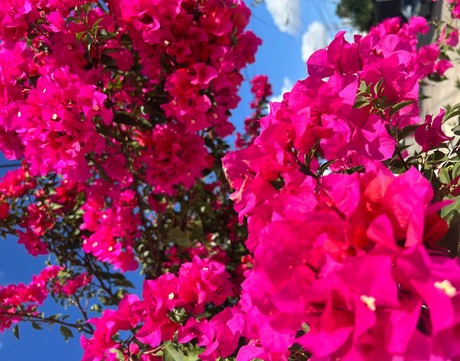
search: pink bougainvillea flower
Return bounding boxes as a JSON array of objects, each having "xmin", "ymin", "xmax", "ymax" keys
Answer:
[
  {"xmin": 415, "ymin": 109, "xmax": 451, "ymax": 152},
  {"xmin": 178, "ymin": 256, "xmax": 233, "ymax": 314},
  {"xmin": 178, "ymin": 307, "xmax": 243, "ymax": 361}
]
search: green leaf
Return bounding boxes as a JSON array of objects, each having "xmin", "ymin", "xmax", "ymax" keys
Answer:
[
  {"xmin": 389, "ymin": 100, "xmax": 415, "ymax": 117},
  {"xmin": 317, "ymin": 159, "xmax": 336, "ymax": 177},
  {"xmin": 49, "ymin": 313, "xmax": 62, "ymax": 320},
  {"xmin": 13, "ymin": 324, "xmax": 19, "ymax": 340},
  {"xmin": 114, "ymin": 278, "xmax": 135, "ymax": 288},
  {"xmin": 75, "ymin": 31, "xmax": 86, "ymax": 42},
  {"xmin": 397, "ymin": 124, "xmax": 421, "ymax": 141},
  {"xmin": 113, "ymin": 112, "xmax": 137, "ymax": 126},
  {"xmin": 163, "ymin": 343, "xmax": 186, "ymax": 361},
  {"xmin": 344, "ymin": 165, "xmax": 365, "ymax": 174},
  {"xmin": 31, "ymin": 321, "xmax": 43, "ymax": 330},
  {"xmin": 301, "ymin": 322, "xmax": 311, "ymax": 333},
  {"xmin": 445, "ymin": 109, "xmax": 460, "ymax": 122},
  {"xmin": 60, "ymin": 325, "xmax": 74, "ymax": 341},
  {"xmin": 353, "ymin": 99, "xmax": 369, "ymax": 109},
  {"xmin": 452, "ymin": 161, "xmax": 460, "ymax": 179},
  {"xmin": 358, "ymin": 80, "xmax": 368, "ymax": 93},
  {"xmin": 50, "ymin": 202, "xmax": 64, "ymax": 210},
  {"xmin": 439, "ymin": 167, "xmax": 451, "ymax": 184},
  {"xmin": 452, "ymin": 124, "xmax": 460, "ymax": 135},
  {"xmin": 440, "ymin": 196, "xmax": 460, "ymax": 222},
  {"xmin": 100, "ymin": 54, "xmax": 118, "ymax": 68},
  {"xmin": 100, "ymin": 295, "xmax": 117, "ymax": 306},
  {"xmin": 166, "ymin": 228, "xmax": 190, "ymax": 247},
  {"xmin": 444, "ymin": 103, "xmax": 460, "ymax": 121},
  {"xmin": 91, "ymin": 18, "xmax": 104, "ymax": 32},
  {"xmin": 373, "ymin": 78, "xmax": 384, "ymax": 96},
  {"xmin": 109, "ymin": 349, "xmax": 125, "ymax": 361},
  {"xmin": 163, "ymin": 343, "xmax": 201, "ymax": 361}
]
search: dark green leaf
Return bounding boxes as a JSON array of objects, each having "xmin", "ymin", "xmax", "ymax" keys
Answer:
[
  {"xmin": 344, "ymin": 165, "xmax": 365, "ymax": 174},
  {"xmin": 445, "ymin": 109, "xmax": 460, "ymax": 122},
  {"xmin": 389, "ymin": 100, "xmax": 415, "ymax": 117},
  {"xmin": 111, "ymin": 273, "xmax": 127, "ymax": 280},
  {"xmin": 114, "ymin": 278, "xmax": 135, "ymax": 288},
  {"xmin": 452, "ymin": 124, "xmax": 460, "ymax": 134},
  {"xmin": 100, "ymin": 54, "xmax": 118, "ymax": 68},
  {"xmin": 60, "ymin": 325, "xmax": 74, "ymax": 341},
  {"xmin": 100, "ymin": 296, "xmax": 117, "ymax": 306},
  {"xmin": 317, "ymin": 159, "xmax": 336, "ymax": 176},
  {"xmin": 397, "ymin": 124, "xmax": 421, "ymax": 140},
  {"xmin": 13, "ymin": 324, "xmax": 19, "ymax": 340},
  {"xmin": 353, "ymin": 99, "xmax": 369, "ymax": 109},
  {"xmin": 31, "ymin": 321, "xmax": 43, "ymax": 330},
  {"xmin": 406, "ymin": 155, "xmax": 421, "ymax": 164},
  {"xmin": 113, "ymin": 112, "xmax": 137, "ymax": 126},
  {"xmin": 166, "ymin": 228, "xmax": 190, "ymax": 247}
]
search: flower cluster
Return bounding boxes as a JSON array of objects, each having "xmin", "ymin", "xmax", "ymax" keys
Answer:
[
  {"xmin": 53, "ymin": 272, "xmax": 93, "ymax": 296},
  {"xmin": 113, "ymin": 0, "xmax": 259, "ymax": 130},
  {"xmin": 0, "ymin": 266, "xmax": 60, "ymax": 331},
  {"xmin": 226, "ymin": 167, "xmax": 460, "ymax": 360},
  {"xmin": 81, "ymin": 256, "xmax": 233, "ymax": 361}
]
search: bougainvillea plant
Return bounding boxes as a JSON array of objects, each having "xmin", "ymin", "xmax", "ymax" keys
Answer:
[{"xmin": 1, "ymin": 0, "xmax": 460, "ymax": 360}]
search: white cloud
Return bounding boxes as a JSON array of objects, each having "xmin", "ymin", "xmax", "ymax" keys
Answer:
[
  {"xmin": 265, "ymin": 0, "xmax": 302, "ymax": 35},
  {"xmin": 270, "ymin": 77, "xmax": 294, "ymax": 103},
  {"xmin": 301, "ymin": 21, "xmax": 329, "ymax": 62}
]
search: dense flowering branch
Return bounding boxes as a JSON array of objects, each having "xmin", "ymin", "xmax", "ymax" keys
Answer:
[{"xmin": 0, "ymin": 0, "xmax": 258, "ymax": 339}]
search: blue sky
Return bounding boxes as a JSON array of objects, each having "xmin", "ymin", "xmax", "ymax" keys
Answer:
[
  {"xmin": 0, "ymin": 1, "xmax": 352, "ymax": 360},
  {"xmin": 239, "ymin": 0, "xmax": 340, "ymax": 105}
]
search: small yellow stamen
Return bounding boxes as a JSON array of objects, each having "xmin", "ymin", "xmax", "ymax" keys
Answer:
[
  {"xmin": 17, "ymin": 111, "xmax": 21, "ymax": 117},
  {"xmin": 360, "ymin": 295, "xmax": 376, "ymax": 311},
  {"xmin": 434, "ymin": 280, "xmax": 457, "ymax": 297},
  {"xmin": 52, "ymin": 113, "xmax": 58, "ymax": 120},
  {"xmin": 168, "ymin": 293, "xmax": 174, "ymax": 300}
]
